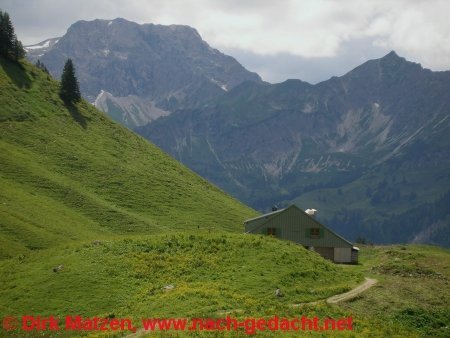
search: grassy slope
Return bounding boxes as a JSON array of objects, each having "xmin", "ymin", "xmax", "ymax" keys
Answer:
[
  {"xmin": 1, "ymin": 236, "xmax": 448, "ymax": 337},
  {"xmin": 340, "ymin": 244, "xmax": 450, "ymax": 337},
  {"xmin": 0, "ymin": 57, "xmax": 256, "ymax": 258},
  {"xmin": 0, "ymin": 233, "xmax": 361, "ymax": 322}
]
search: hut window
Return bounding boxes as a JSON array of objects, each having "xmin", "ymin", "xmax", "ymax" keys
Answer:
[
  {"xmin": 305, "ymin": 228, "xmax": 323, "ymax": 238},
  {"xmin": 267, "ymin": 228, "xmax": 277, "ymax": 236},
  {"xmin": 310, "ymin": 228, "xmax": 320, "ymax": 238}
]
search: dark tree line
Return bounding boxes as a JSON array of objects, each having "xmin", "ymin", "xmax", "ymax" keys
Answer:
[
  {"xmin": 0, "ymin": 10, "xmax": 25, "ymax": 61},
  {"xmin": 36, "ymin": 59, "xmax": 49, "ymax": 73}
]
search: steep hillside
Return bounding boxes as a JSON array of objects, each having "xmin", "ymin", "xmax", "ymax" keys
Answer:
[
  {"xmin": 25, "ymin": 18, "xmax": 262, "ymax": 128},
  {"xmin": 0, "ymin": 57, "xmax": 256, "ymax": 259},
  {"xmin": 137, "ymin": 52, "xmax": 450, "ymax": 246}
]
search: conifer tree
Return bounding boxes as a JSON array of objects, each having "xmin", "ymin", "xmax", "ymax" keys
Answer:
[
  {"xmin": 0, "ymin": 11, "xmax": 13, "ymax": 57},
  {"xmin": 0, "ymin": 11, "xmax": 24, "ymax": 61},
  {"xmin": 60, "ymin": 59, "xmax": 81, "ymax": 104}
]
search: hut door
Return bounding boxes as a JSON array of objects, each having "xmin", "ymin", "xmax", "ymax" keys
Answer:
[{"xmin": 314, "ymin": 247, "xmax": 334, "ymax": 261}]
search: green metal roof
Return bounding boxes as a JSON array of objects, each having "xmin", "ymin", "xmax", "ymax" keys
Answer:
[{"xmin": 245, "ymin": 204, "xmax": 354, "ymax": 247}]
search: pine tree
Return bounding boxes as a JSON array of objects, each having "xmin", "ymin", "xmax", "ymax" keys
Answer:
[
  {"xmin": 0, "ymin": 11, "xmax": 13, "ymax": 57},
  {"xmin": 0, "ymin": 10, "xmax": 25, "ymax": 61},
  {"xmin": 60, "ymin": 59, "xmax": 81, "ymax": 104}
]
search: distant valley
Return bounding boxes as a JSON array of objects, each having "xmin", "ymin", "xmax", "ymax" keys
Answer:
[{"xmin": 26, "ymin": 20, "xmax": 450, "ymax": 247}]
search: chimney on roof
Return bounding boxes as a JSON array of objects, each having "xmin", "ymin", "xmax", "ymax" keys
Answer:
[{"xmin": 305, "ymin": 208, "xmax": 317, "ymax": 218}]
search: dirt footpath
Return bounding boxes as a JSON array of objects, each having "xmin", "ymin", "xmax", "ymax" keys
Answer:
[
  {"xmin": 327, "ymin": 277, "xmax": 378, "ymax": 304},
  {"xmin": 293, "ymin": 277, "xmax": 378, "ymax": 307}
]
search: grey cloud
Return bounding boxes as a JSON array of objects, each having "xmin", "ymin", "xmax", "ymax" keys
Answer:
[{"xmin": 224, "ymin": 37, "xmax": 391, "ymax": 84}]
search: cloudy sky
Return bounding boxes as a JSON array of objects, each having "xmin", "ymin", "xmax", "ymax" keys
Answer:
[{"xmin": 2, "ymin": 0, "xmax": 450, "ymax": 83}]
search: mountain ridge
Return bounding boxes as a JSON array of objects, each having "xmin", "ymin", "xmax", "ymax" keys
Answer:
[{"xmin": 136, "ymin": 51, "xmax": 450, "ymax": 246}]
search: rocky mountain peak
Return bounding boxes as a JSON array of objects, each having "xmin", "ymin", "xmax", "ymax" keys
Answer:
[
  {"xmin": 348, "ymin": 50, "xmax": 423, "ymax": 78},
  {"xmin": 26, "ymin": 18, "xmax": 262, "ymax": 128},
  {"xmin": 383, "ymin": 50, "xmax": 400, "ymax": 59}
]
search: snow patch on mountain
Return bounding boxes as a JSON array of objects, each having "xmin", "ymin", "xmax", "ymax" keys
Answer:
[
  {"xmin": 26, "ymin": 40, "xmax": 51, "ymax": 50},
  {"xmin": 210, "ymin": 78, "xmax": 228, "ymax": 91}
]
